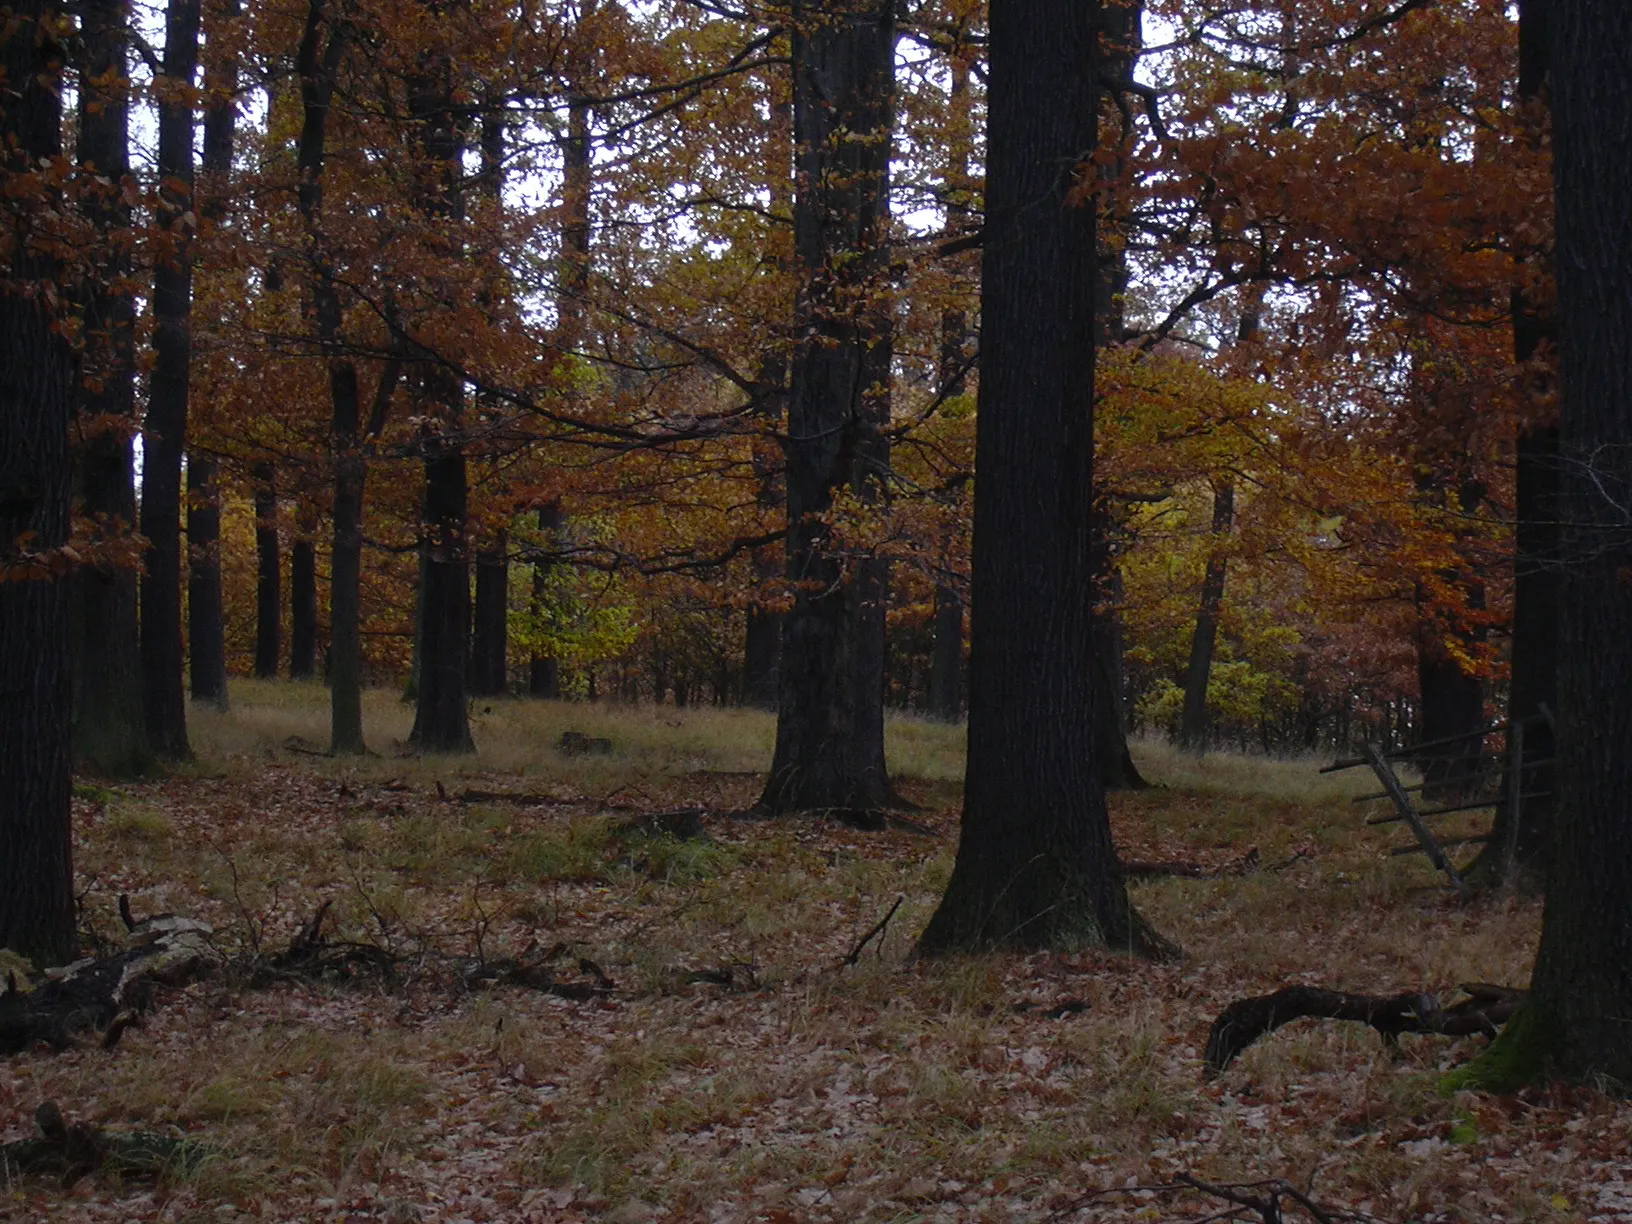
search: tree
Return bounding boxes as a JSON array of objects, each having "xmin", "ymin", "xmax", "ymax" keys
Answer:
[
  {"xmin": 758, "ymin": 0, "xmax": 898, "ymax": 816},
  {"xmin": 0, "ymin": 0, "xmax": 77, "ymax": 965},
  {"xmin": 1456, "ymin": 0, "xmax": 1632, "ymax": 1089},
  {"xmin": 141, "ymin": 0, "xmax": 203, "ymax": 759},
  {"xmin": 253, "ymin": 462, "xmax": 281, "ymax": 677},
  {"xmin": 918, "ymin": 0, "xmax": 1170, "ymax": 956},
  {"xmin": 72, "ymin": 0, "xmax": 150, "ymax": 776}
]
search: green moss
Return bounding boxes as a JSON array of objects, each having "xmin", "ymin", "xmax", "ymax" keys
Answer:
[{"xmin": 1440, "ymin": 1000, "xmax": 1556, "ymax": 1094}]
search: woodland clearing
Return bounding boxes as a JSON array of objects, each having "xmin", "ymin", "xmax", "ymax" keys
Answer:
[{"xmin": 1, "ymin": 684, "xmax": 1623, "ymax": 1224}]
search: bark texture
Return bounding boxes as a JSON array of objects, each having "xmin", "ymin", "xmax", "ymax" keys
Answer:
[
  {"xmin": 1485, "ymin": 0, "xmax": 1632, "ymax": 1086},
  {"xmin": 918, "ymin": 0, "xmax": 1170, "ymax": 956},
  {"xmin": 289, "ymin": 527, "xmax": 317, "ymax": 679},
  {"xmin": 758, "ymin": 0, "xmax": 897, "ymax": 815},
  {"xmin": 0, "ymin": 0, "xmax": 77, "ymax": 965}
]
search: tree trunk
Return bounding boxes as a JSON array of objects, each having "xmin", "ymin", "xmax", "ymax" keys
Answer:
[
  {"xmin": 406, "ymin": 50, "xmax": 474, "ymax": 754},
  {"xmin": 758, "ymin": 0, "xmax": 898, "ymax": 816},
  {"xmin": 294, "ymin": 0, "xmax": 369, "ymax": 753},
  {"xmin": 289, "ymin": 524, "xmax": 317, "ymax": 679},
  {"xmin": 253, "ymin": 462, "xmax": 281, "ymax": 677},
  {"xmin": 1473, "ymin": 0, "xmax": 1556, "ymax": 885},
  {"xmin": 1087, "ymin": 0, "xmax": 1148, "ymax": 787},
  {"xmin": 410, "ymin": 440, "xmax": 474, "ymax": 751},
  {"xmin": 1178, "ymin": 480, "xmax": 1234, "ymax": 753},
  {"xmin": 71, "ymin": 0, "xmax": 149, "ymax": 777},
  {"xmin": 186, "ymin": 454, "xmax": 229, "ymax": 708},
  {"xmin": 470, "ymin": 535, "xmax": 509, "ymax": 696},
  {"xmin": 918, "ymin": 0, "xmax": 1171, "ymax": 958},
  {"xmin": 1462, "ymin": 0, "xmax": 1632, "ymax": 1087},
  {"xmin": 0, "ymin": 0, "xmax": 77, "ymax": 966},
  {"xmin": 927, "ymin": 585, "xmax": 963, "ymax": 721},
  {"xmin": 139, "ymin": 0, "xmax": 202, "ymax": 760}
]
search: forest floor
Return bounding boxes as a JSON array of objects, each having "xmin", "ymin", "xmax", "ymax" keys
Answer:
[{"xmin": 2, "ymin": 682, "xmax": 1626, "ymax": 1223}]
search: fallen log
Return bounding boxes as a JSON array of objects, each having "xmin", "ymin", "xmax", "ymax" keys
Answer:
[
  {"xmin": 1, "ymin": 909, "xmax": 218, "ymax": 1055},
  {"xmin": 1205, "ymin": 982, "xmax": 1526, "ymax": 1074}
]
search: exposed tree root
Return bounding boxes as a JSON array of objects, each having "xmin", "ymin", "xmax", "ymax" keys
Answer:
[{"xmin": 1205, "ymin": 982, "xmax": 1526, "ymax": 1074}]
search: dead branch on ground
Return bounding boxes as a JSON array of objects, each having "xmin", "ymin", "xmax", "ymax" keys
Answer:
[{"xmin": 1205, "ymin": 982, "xmax": 1526, "ymax": 1073}]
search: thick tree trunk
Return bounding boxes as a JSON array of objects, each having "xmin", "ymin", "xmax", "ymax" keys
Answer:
[
  {"xmin": 410, "ymin": 438, "xmax": 474, "ymax": 752},
  {"xmin": 71, "ymin": 0, "xmax": 149, "ymax": 777},
  {"xmin": 470, "ymin": 535, "xmax": 509, "ymax": 696},
  {"xmin": 0, "ymin": 0, "xmax": 77, "ymax": 966},
  {"xmin": 1464, "ymin": 0, "xmax": 1632, "ymax": 1087},
  {"xmin": 406, "ymin": 55, "xmax": 474, "ymax": 754},
  {"xmin": 289, "ymin": 527, "xmax": 317, "ymax": 679},
  {"xmin": 186, "ymin": 453, "xmax": 229, "ymax": 708},
  {"xmin": 139, "ymin": 0, "xmax": 202, "ymax": 760},
  {"xmin": 918, "ymin": 0, "xmax": 1171, "ymax": 957},
  {"xmin": 253, "ymin": 462, "xmax": 281, "ymax": 677},
  {"xmin": 1178, "ymin": 481, "xmax": 1234, "ymax": 752},
  {"xmin": 758, "ymin": 0, "xmax": 897, "ymax": 816}
]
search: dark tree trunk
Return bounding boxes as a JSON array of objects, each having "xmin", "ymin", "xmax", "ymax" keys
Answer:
[
  {"xmin": 470, "ymin": 535, "xmax": 509, "ymax": 696},
  {"xmin": 918, "ymin": 0, "xmax": 1171, "ymax": 958},
  {"xmin": 139, "ymin": 0, "xmax": 202, "ymax": 760},
  {"xmin": 1475, "ymin": 0, "xmax": 1556, "ymax": 885},
  {"xmin": 410, "ymin": 439, "xmax": 474, "ymax": 751},
  {"xmin": 927, "ymin": 585, "xmax": 963, "ymax": 721},
  {"xmin": 1178, "ymin": 480, "xmax": 1234, "ymax": 752},
  {"xmin": 294, "ymin": 0, "xmax": 369, "ymax": 753},
  {"xmin": 71, "ymin": 0, "xmax": 149, "ymax": 777},
  {"xmin": 1087, "ymin": 0, "xmax": 1147, "ymax": 788},
  {"xmin": 182, "ymin": 0, "xmax": 239, "ymax": 709},
  {"xmin": 1469, "ymin": 0, "xmax": 1632, "ymax": 1087},
  {"xmin": 186, "ymin": 454, "xmax": 229, "ymax": 708},
  {"xmin": 253, "ymin": 462, "xmax": 281, "ymax": 677},
  {"xmin": 758, "ymin": 0, "xmax": 897, "ymax": 816},
  {"xmin": 528, "ymin": 503, "xmax": 562, "ymax": 698},
  {"xmin": 927, "ymin": 54, "xmax": 971, "ymax": 725},
  {"xmin": 406, "ymin": 54, "xmax": 474, "ymax": 754},
  {"xmin": 289, "ymin": 527, "xmax": 317, "ymax": 679},
  {"xmin": 0, "ymin": 0, "xmax": 77, "ymax": 966}
]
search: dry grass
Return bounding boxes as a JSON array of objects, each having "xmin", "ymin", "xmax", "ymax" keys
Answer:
[{"xmin": 2, "ymin": 682, "xmax": 1614, "ymax": 1223}]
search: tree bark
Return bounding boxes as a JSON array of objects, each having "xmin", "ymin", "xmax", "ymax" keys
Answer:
[
  {"xmin": 1461, "ymin": 0, "xmax": 1632, "ymax": 1087},
  {"xmin": 918, "ymin": 0, "xmax": 1171, "ymax": 957},
  {"xmin": 0, "ymin": 0, "xmax": 77, "ymax": 966},
  {"xmin": 253, "ymin": 462, "xmax": 281, "ymax": 677},
  {"xmin": 71, "ymin": 0, "xmax": 149, "ymax": 776},
  {"xmin": 758, "ymin": 0, "xmax": 898, "ymax": 816},
  {"xmin": 139, "ymin": 0, "xmax": 202, "ymax": 760},
  {"xmin": 1178, "ymin": 480, "xmax": 1234, "ymax": 752}
]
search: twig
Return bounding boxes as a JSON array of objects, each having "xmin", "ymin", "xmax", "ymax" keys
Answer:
[{"xmin": 840, "ymin": 895, "xmax": 904, "ymax": 967}]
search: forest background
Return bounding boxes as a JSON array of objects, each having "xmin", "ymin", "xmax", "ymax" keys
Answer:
[{"xmin": 20, "ymin": 0, "xmax": 1544, "ymax": 777}]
